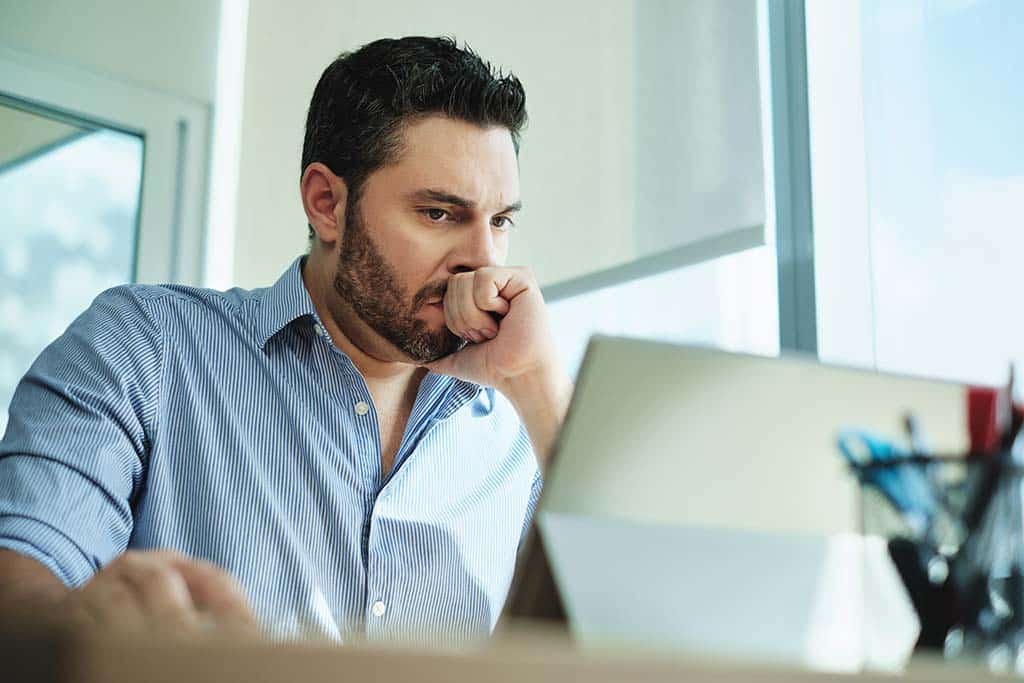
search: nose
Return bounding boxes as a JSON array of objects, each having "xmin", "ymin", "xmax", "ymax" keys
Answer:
[{"xmin": 447, "ymin": 220, "xmax": 500, "ymax": 274}]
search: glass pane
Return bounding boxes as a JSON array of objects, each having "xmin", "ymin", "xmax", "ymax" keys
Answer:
[
  {"xmin": 502, "ymin": 0, "xmax": 766, "ymax": 288},
  {"xmin": 860, "ymin": 0, "xmax": 1024, "ymax": 385},
  {"xmin": 548, "ymin": 246, "xmax": 780, "ymax": 377},
  {"xmin": 547, "ymin": 0, "xmax": 778, "ymax": 377},
  {"xmin": 0, "ymin": 99, "xmax": 143, "ymax": 433}
]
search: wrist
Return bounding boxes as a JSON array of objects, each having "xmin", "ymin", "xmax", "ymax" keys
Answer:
[
  {"xmin": 500, "ymin": 365, "xmax": 573, "ymax": 467},
  {"xmin": 500, "ymin": 362, "xmax": 573, "ymax": 415}
]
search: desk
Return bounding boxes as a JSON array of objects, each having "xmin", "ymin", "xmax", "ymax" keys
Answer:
[{"xmin": 1, "ymin": 622, "xmax": 1002, "ymax": 683}]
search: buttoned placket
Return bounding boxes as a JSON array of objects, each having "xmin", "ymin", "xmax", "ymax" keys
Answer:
[
  {"xmin": 313, "ymin": 320, "xmax": 412, "ymax": 635},
  {"xmin": 309, "ymin": 320, "xmax": 484, "ymax": 637}
]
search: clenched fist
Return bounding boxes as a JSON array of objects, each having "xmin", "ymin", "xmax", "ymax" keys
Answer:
[
  {"xmin": 424, "ymin": 265, "xmax": 573, "ymax": 465},
  {"xmin": 426, "ymin": 265, "xmax": 560, "ymax": 392},
  {"xmin": 62, "ymin": 550, "xmax": 259, "ymax": 638}
]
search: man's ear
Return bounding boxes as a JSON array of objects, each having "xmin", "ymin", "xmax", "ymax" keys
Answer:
[{"xmin": 301, "ymin": 162, "xmax": 349, "ymax": 245}]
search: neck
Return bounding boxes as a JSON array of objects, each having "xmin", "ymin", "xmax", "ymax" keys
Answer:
[{"xmin": 301, "ymin": 254, "xmax": 426, "ymax": 389}]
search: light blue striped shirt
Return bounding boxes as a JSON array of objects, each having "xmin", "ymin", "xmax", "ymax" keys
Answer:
[{"xmin": 0, "ymin": 257, "xmax": 541, "ymax": 641}]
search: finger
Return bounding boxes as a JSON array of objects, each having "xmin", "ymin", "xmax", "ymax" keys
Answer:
[
  {"xmin": 491, "ymin": 267, "xmax": 534, "ymax": 302},
  {"xmin": 74, "ymin": 564, "xmax": 149, "ymax": 632},
  {"xmin": 455, "ymin": 274, "xmax": 497, "ymax": 340},
  {"xmin": 447, "ymin": 274, "xmax": 478, "ymax": 341},
  {"xmin": 463, "ymin": 289, "xmax": 499, "ymax": 337},
  {"xmin": 115, "ymin": 553, "xmax": 200, "ymax": 632},
  {"xmin": 167, "ymin": 557, "xmax": 259, "ymax": 631},
  {"xmin": 472, "ymin": 270, "xmax": 511, "ymax": 317},
  {"xmin": 443, "ymin": 278, "xmax": 469, "ymax": 339}
]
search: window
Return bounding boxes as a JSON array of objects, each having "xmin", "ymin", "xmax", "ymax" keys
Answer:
[
  {"xmin": 549, "ymin": 246, "xmax": 780, "ymax": 376},
  {"xmin": 545, "ymin": 0, "xmax": 779, "ymax": 376},
  {"xmin": 0, "ymin": 46, "xmax": 209, "ymax": 432},
  {"xmin": 0, "ymin": 101, "xmax": 144, "ymax": 432},
  {"xmin": 808, "ymin": 0, "xmax": 1024, "ymax": 385}
]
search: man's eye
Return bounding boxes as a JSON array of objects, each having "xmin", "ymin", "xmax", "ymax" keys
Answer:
[
  {"xmin": 492, "ymin": 215, "xmax": 515, "ymax": 230},
  {"xmin": 422, "ymin": 208, "xmax": 450, "ymax": 222}
]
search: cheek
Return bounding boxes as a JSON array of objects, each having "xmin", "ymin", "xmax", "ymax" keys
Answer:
[
  {"xmin": 388, "ymin": 237, "xmax": 448, "ymax": 290},
  {"xmin": 374, "ymin": 210, "xmax": 452, "ymax": 287},
  {"xmin": 399, "ymin": 233, "xmax": 456, "ymax": 279},
  {"xmin": 495, "ymin": 235, "xmax": 511, "ymax": 265}
]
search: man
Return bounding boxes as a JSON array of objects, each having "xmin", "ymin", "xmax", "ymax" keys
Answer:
[{"xmin": 0, "ymin": 37, "xmax": 572, "ymax": 641}]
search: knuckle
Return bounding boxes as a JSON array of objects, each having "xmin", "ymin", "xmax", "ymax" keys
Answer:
[
  {"xmin": 139, "ymin": 564, "xmax": 180, "ymax": 591},
  {"xmin": 151, "ymin": 548, "xmax": 187, "ymax": 562},
  {"xmin": 111, "ymin": 550, "xmax": 143, "ymax": 571},
  {"xmin": 192, "ymin": 559, "xmax": 237, "ymax": 588},
  {"xmin": 473, "ymin": 277, "xmax": 493, "ymax": 295}
]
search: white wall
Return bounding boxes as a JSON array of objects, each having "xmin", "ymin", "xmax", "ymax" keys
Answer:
[{"xmin": 0, "ymin": 0, "xmax": 220, "ymax": 104}]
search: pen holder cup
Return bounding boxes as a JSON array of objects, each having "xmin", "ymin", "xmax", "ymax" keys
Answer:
[{"xmin": 854, "ymin": 454, "xmax": 1024, "ymax": 670}]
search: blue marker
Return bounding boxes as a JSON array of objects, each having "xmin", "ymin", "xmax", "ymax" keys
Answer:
[{"xmin": 837, "ymin": 429, "xmax": 938, "ymax": 538}]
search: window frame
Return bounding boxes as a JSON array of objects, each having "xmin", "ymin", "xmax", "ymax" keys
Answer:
[
  {"xmin": 768, "ymin": 0, "xmax": 819, "ymax": 356},
  {"xmin": 0, "ymin": 44, "xmax": 210, "ymax": 285}
]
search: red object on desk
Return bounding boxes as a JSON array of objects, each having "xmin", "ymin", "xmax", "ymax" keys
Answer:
[
  {"xmin": 968, "ymin": 387, "xmax": 1000, "ymax": 455},
  {"xmin": 967, "ymin": 386, "xmax": 1024, "ymax": 456}
]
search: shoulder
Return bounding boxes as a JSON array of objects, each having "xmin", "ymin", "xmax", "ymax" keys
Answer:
[
  {"xmin": 96, "ymin": 281, "xmax": 263, "ymax": 316},
  {"xmin": 45, "ymin": 282, "xmax": 269, "ymax": 372},
  {"xmin": 83, "ymin": 281, "xmax": 267, "ymax": 334}
]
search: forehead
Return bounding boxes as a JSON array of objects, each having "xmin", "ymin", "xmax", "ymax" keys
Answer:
[{"xmin": 369, "ymin": 115, "xmax": 520, "ymax": 207}]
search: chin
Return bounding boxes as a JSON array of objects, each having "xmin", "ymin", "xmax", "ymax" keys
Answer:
[{"xmin": 401, "ymin": 331, "xmax": 465, "ymax": 364}]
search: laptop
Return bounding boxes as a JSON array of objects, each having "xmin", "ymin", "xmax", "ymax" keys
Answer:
[{"xmin": 501, "ymin": 335, "xmax": 967, "ymax": 668}]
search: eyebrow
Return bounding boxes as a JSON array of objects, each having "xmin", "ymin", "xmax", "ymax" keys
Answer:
[{"xmin": 408, "ymin": 188, "xmax": 522, "ymax": 214}]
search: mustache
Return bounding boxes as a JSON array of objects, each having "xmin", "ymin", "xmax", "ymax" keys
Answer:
[{"xmin": 411, "ymin": 280, "xmax": 449, "ymax": 309}]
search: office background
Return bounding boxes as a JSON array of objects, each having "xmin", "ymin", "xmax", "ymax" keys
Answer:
[{"xmin": 1, "ymin": 0, "xmax": 1022, "ymax": 431}]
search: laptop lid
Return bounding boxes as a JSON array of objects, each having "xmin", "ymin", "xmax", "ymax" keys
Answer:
[{"xmin": 503, "ymin": 335, "xmax": 967, "ymax": 622}]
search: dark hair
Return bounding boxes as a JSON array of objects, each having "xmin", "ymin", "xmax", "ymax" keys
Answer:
[{"xmin": 301, "ymin": 36, "xmax": 528, "ymax": 238}]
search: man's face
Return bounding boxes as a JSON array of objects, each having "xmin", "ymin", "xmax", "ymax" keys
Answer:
[{"xmin": 331, "ymin": 115, "xmax": 521, "ymax": 363}]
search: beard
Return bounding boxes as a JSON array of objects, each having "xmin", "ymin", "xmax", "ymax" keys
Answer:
[{"xmin": 331, "ymin": 200, "xmax": 464, "ymax": 363}]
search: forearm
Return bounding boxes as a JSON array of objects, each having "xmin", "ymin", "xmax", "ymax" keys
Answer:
[
  {"xmin": 501, "ymin": 366, "xmax": 574, "ymax": 469},
  {"xmin": 0, "ymin": 550, "xmax": 70, "ymax": 630}
]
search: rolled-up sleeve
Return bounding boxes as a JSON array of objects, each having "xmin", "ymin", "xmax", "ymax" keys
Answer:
[{"xmin": 0, "ymin": 286, "xmax": 163, "ymax": 587}]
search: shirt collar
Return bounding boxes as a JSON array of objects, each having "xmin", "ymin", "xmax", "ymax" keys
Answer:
[{"xmin": 254, "ymin": 256, "xmax": 319, "ymax": 350}]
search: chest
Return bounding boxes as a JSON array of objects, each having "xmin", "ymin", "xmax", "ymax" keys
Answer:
[
  {"xmin": 374, "ymin": 401, "xmax": 412, "ymax": 475},
  {"xmin": 136, "ymin": 401, "xmax": 538, "ymax": 640},
  {"xmin": 359, "ymin": 377, "xmax": 415, "ymax": 471},
  {"xmin": 133, "ymin": 307, "xmax": 539, "ymax": 637}
]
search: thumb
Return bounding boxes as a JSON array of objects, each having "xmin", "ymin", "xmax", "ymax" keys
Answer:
[
  {"xmin": 421, "ymin": 353, "xmax": 456, "ymax": 376},
  {"xmin": 421, "ymin": 342, "xmax": 487, "ymax": 382}
]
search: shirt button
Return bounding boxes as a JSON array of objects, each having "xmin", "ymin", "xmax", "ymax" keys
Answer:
[
  {"xmin": 314, "ymin": 323, "xmax": 326, "ymax": 337},
  {"xmin": 354, "ymin": 400, "xmax": 370, "ymax": 416},
  {"xmin": 371, "ymin": 601, "xmax": 387, "ymax": 617}
]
